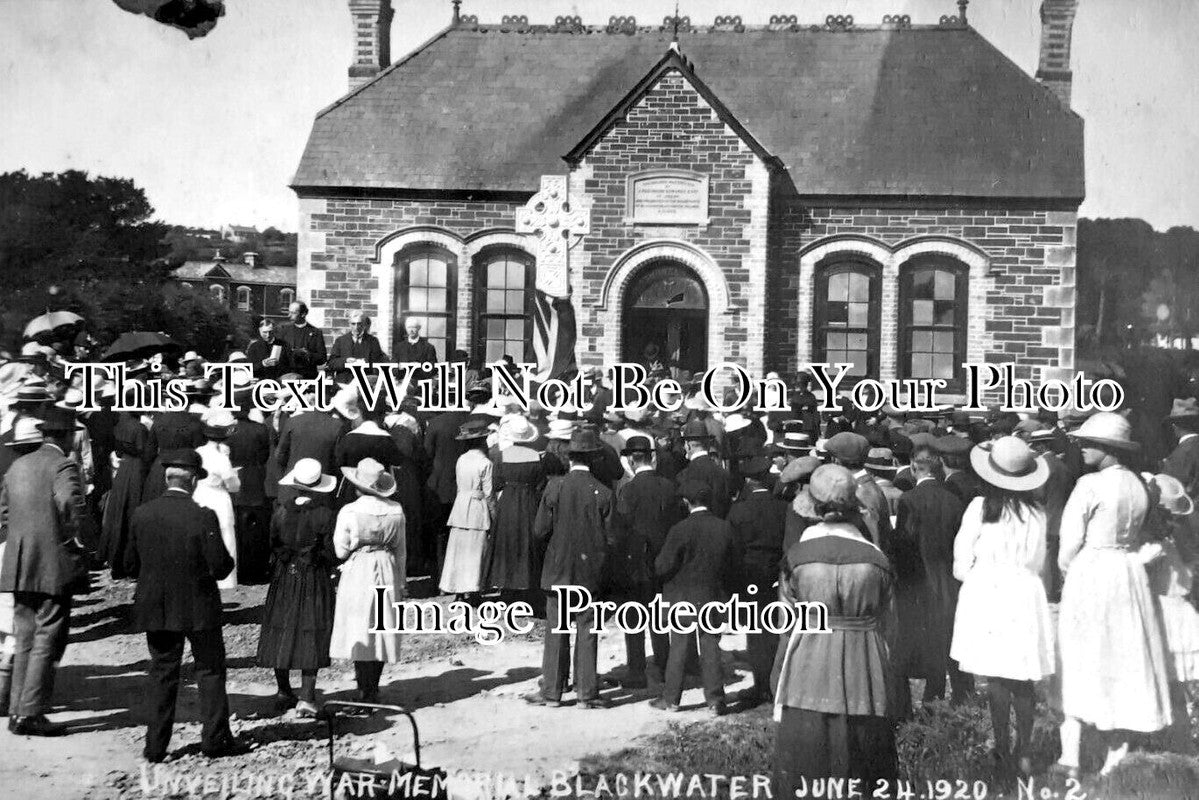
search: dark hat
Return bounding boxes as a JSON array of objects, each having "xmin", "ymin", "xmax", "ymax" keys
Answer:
[
  {"xmin": 824, "ymin": 431, "xmax": 870, "ymax": 464},
  {"xmin": 1167, "ymin": 398, "xmax": 1199, "ymax": 425},
  {"xmin": 677, "ymin": 479, "xmax": 712, "ymax": 505},
  {"xmin": 465, "ymin": 379, "xmax": 492, "ymax": 401},
  {"xmin": 739, "ymin": 455, "xmax": 773, "ymax": 479},
  {"xmin": 455, "ymin": 420, "xmax": 491, "ymax": 441},
  {"xmin": 933, "ymin": 435, "xmax": 973, "ymax": 457},
  {"xmin": 948, "ymin": 411, "xmax": 973, "ymax": 428},
  {"xmin": 888, "ymin": 429, "xmax": 913, "ymax": 457},
  {"xmin": 621, "ymin": 435, "xmax": 654, "ymax": 456},
  {"xmin": 680, "ymin": 418, "xmax": 711, "ymax": 440},
  {"xmin": 909, "ymin": 431, "xmax": 937, "ymax": 450},
  {"xmin": 160, "ymin": 448, "xmax": 207, "ymax": 479},
  {"xmin": 568, "ymin": 428, "xmax": 604, "ymax": 454},
  {"xmin": 36, "ymin": 406, "xmax": 77, "ymax": 433}
]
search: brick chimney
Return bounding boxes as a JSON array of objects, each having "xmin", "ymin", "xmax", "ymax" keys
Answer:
[
  {"xmin": 348, "ymin": 0, "xmax": 393, "ymax": 91},
  {"xmin": 1035, "ymin": 0, "xmax": 1080, "ymax": 107},
  {"xmin": 244, "ymin": 252, "xmax": 261, "ymax": 269}
]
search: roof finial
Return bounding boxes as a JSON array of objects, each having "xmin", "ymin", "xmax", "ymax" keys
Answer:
[
  {"xmin": 670, "ymin": 0, "xmax": 681, "ymax": 51},
  {"xmin": 958, "ymin": 0, "xmax": 969, "ymax": 24},
  {"xmin": 452, "ymin": 0, "xmax": 461, "ymax": 25}
]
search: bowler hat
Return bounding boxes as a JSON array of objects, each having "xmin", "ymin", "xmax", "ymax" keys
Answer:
[
  {"xmin": 825, "ymin": 432, "xmax": 870, "ymax": 464},
  {"xmin": 621, "ymin": 435, "xmax": 654, "ymax": 456},
  {"xmin": 568, "ymin": 428, "xmax": 604, "ymax": 454},
  {"xmin": 160, "ymin": 448, "xmax": 207, "ymax": 479},
  {"xmin": 36, "ymin": 406, "xmax": 77, "ymax": 433},
  {"xmin": 739, "ymin": 455, "xmax": 773, "ymax": 479},
  {"xmin": 677, "ymin": 479, "xmax": 712, "ymax": 505},
  {"xmin": 680, "ymin": 419, "xmax": 711, "ymax": 440},
  {"xmin": 970, "ymin": 436, "xmax": 1049, "ymax": 492}
]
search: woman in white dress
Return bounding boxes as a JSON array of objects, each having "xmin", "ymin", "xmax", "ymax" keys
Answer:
[
  {"xmin": 329, "ymin": 458, "xmax": 406, "ymax": 705},
  {"xmin": 950, "ymin": 436, "xmax": 1053, "ymax": 777},
  {"xmin": 193, "ymin": 409, "xmax": 240, "ymax": 590},
  {"xmin": 439, "ymin": 420, "xmax": 495, "ymax": 597},
  {"xmin": 1055, "ymin": 412, "xmax": 1172, "ymax": 778}
]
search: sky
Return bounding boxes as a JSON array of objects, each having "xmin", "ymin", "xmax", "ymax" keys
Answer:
[{"xmin": 2, "ymin": 0, "xmax": 1197, "ymax": 232}]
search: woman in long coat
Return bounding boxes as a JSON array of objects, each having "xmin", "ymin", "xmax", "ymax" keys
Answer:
[
  {"xmin": 193, "ymin": 410, "xmax": 241, "ymax": 590},
  {"xmin": 330, "ymin": 457, "xmax": 406, "ymax": 704},
  {"xmin": 484, "ymin": 416, "xmax": 546, "ymax": 596},
  {"xmin": 439, "ymin": 421, "xmax": 495, "ymax": 597},
  {"xmin": 100, "ymin": 410, "xmax": 151, "ymax": 578},
  {"xmin": 773, "ymin": 464, "xmax": 898, "ymax": 791},
  {"xmin": 1056, "ymin": 413, "xmax": 1172, "ymax": 778},
  {"xmin": 257, "ymin": 458, "xmax": 337, "ymax": 717},
  {"xmin": 951, "ymin": 437, "xmax": 1054, "ymax": 777},
  {"xmin": 334, "ymin": 406, "xmax": 402, "ymax": 507}
]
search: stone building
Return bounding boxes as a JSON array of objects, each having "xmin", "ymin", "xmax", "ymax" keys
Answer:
[
  {"xmin": 174, "ymin": 252, "xmax": 297, "ymax": 324},
  {"xmin": 292, "ymin": 1, "xmax": 1083, "ymax": 400}
]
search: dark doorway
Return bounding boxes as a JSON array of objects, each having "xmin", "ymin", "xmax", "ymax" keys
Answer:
[{"xmin": 621, "ymin": 261, "xmax": 709, "ymax": 374}]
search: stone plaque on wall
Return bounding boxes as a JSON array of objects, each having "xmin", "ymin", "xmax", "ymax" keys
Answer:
[{"xmin": 626, "ymin": 170, "xmax": 709, "ymax": 225}]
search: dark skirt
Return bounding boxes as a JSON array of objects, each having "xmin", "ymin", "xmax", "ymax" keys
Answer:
[
  {"xmin": 100, "ymin": 455, "xmax": 146, "ymax": 578},
  {"xmin": 256, "ymin": 559, "xmax": 335, "ymax": 670},
  {"xmin": 773, "ymin": 706, "xmax": 898, "ymax": 795},
  {"xmin": 484, "ymin": 482, "xmax": 540, "ymax": 590},
  {"xmin": 142, "ymin": 457, "xmax": 166, "ymax": 506}
]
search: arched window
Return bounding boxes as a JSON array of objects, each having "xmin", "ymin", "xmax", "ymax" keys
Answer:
[
  {"xmin": 812, "ymin": 258, "xmax": 881, "ymax": 381},
  {"xmin": 394, "ymin": 245, "xmax": 456, "ymax": 361},
  {"xmin": 476, "ymin": 249, "xmax": 535, "ymax": 365},
  {"xmin": 899, "ymin": 256, "xmax": 969, "ymax": 390},
  {"xmin": 279, "ymin": 288, "xmax": 294, "ymax": 313},
  {"xmin": 209, "ymin": 283, "xmax": 226, "ymax": 305},
  {"xmin": 235, "ymin": 286, "xmax": 251, "ymax": 311}
]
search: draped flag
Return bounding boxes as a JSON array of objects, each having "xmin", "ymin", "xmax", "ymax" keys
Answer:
[{"xmin": 531, "ymin": 290, "xmax": 578, "ymax": 382}]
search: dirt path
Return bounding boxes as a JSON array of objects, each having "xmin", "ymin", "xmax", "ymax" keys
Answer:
[{"xmin": 0, "ymin": 574, "xmax": 755, "ymax": 799}]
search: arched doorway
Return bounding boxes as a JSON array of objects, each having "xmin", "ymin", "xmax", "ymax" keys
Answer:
[{"xmin": 621, "ymin": 261, "xmax": 709, "ymax": 373}]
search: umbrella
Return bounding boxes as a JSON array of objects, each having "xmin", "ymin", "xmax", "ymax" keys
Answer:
[
  {"xmin": 23, "ymin": 311, "xmax": 84, "ymax": 341},
  {"xmin": 102, "ymin": 331, "xmax": 183, "ymax": 362}
]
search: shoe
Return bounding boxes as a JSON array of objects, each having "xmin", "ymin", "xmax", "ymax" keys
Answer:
[
  {"xmin": 6, "ymin": 716, "xmax": 18, "ymax": 734},
  {"xmin": 523, "ymin": 693, "xmax": 562, "ymax": 708},
  {"xmin": 295, "ymin": 700, "xmax": 320, "ymax": 718},
  {"xmin": 143, "ymin": 750, "xmax": 167, "ymax": 764},
  {"xmin": 707, "ymin": 703, "xmax": 727, "ymax": 717},
  {"xmin": 649, "ymin": 698, "xmax": 682, "ymax": 712},
  {"xmin": 272, "ymin": 692, "xmax": 298, "ymax": 713},
  {"xmin": 11, "ymin": 715, "xmax": 67, "ymax": 737},
  {"xmin": 202, "ymin": 738, "xmax": 252, "ymax": 759},
  {"xmin": 577, "ymin": 697, "xmax": 612, "ymax": 710}
]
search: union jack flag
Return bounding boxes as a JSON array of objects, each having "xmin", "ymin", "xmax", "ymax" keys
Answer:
[{"xmin": 531, "ymin": 290, "xmax": 578, "ymax": 383}]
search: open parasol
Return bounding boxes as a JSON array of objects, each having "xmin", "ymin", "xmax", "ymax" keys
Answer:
[
  {"xmin": 23, "ymin": 311, "xmax": 84, "ymax": 341},
  {"xmin": 102, "ymin": 331, "xmax": 183, "ymax": 362}
]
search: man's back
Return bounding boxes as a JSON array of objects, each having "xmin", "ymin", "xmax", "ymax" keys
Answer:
[
  {"xmin": 276, "ymin": 412, "xmax": 345, "ymax": 473},
  {"xmin": 125, "ymin": 491, "xmax": 233, "ymax": 632},
  {"xmin": 655, "ymin": 510, "xmax": 737, "ymax": 605},
  {"xmin": 537, "ymin": 470, "xmax": 613, "ymax": 592},
  {"xmin": 0, "ymin": 443, "xmax": 86, "ymax": 595},
  {"xmin": 424, "ymin": 410, "xmax": 469, "ymax": 504},
  {"xmin": 676, "ymin": 454, "xmax": 732, "ymax": 518}
]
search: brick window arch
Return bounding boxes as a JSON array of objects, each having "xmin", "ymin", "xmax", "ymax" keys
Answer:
[
  {"xmin": 899, "ymin": 255, "xmax": 969, "ymax": 391},
  {"xmin": 394, "ymin": 244, "xmax": 458, "ymax": 361},
  {"xmin": 474, "ymin": 247, "xmax": 535, "ymax": 365},
  {"xmin": 209, "ymin": 284, "xmax": 226, "ymax": 305},
  {"xmin": 235, "ymin": 286, "xmax": 251, "ymax": 311},
  {"xmin": 812, "ymin": 257, "xmax": 881, "ymax": 381}
]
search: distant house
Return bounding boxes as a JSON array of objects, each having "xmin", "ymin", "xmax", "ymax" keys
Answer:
[
  {"xmin": 173, "ymin": 252, "xmax": 297, "ymax": 323},
  {"xmin": 220, "ymin": 224, "xmax": 259, "ymax": 244}
]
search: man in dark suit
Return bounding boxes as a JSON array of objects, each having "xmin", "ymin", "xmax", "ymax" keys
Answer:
[
  {"xmin": 936, "ymin": 435, "xmax": 983, "ymax": 505},
  {"xmin": 889, "ymin": 447, "xmax": 968, "ymax": 715},
  {"xmin": 528, "ymin": 429, "xmax": 616, "ymax": 709},
  {"xmin": 326, "ymin": 311, "xmax": 388, "ymax": 383},
  {"xmin": 0, "ymin": 408, "xmax": 90, "ymax": 736},
  {"xmin": 613, "ymin": 435, "xmax": 683, "ymax": 686},
  {"xmin": 725, "ymin": 455, "xmax": 787, "ymax": 704},
  {"xmin": 245, "ymin": 319, "xmax": 293, "ymax": 381},
  {"xmin": 277, "ymin": 301, "xmax": 327, "ymax": 379},
  {"xmin": 124, "ymin": 449, "xmax": 246, "ymax": 761},
  {"xmin": 653, "ymin": 481, "xmax": 737, "ymax": 715},
  {"xmin": 675, "ymin": 419, "xmax": 733, "ymax": 519},
  {"xmin": 274, "ymin": 398, "xmax": 346, "ymax": 502},
  {"xmin": 227, "ymin": 397, "xmax": 271, "ymax": 583},
  {"xmin": 392, "ymin": 317, "xmax": 439, "ymax": 370},
  {"xmin": 423, "ymin": 406, "xmax": 470, "ymax": 577},
  {"xmin": 826, "ymin": 431, "xmax": 893, "ymax": 547}
]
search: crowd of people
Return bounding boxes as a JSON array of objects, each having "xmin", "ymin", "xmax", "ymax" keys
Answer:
[{"xmin": 0, "ymin": 304, "xmax": 1198, "ymax": 790}]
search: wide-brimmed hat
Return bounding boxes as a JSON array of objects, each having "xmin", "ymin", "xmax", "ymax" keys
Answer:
[
  {"xmin": 1166, "ymin": 398, "xmax": 1199, "ymax": 426},
  {"xmin": 825, "ymin": 432, "xmax": 870, "ymax": 464},
  {"xmin": 160, "ymin": 448, "xmax": 207, "ymax": 479},
  {"xmin": 12, "ymin": 383, "xmax": 50, "ymax": 407},
  {"xmin": 546, "ymin": 419, "xmax": 575, "ymax": 441},
  {"xmin": 724, "ymin": 413, "xmax": 752, "ymax": 434},
  {"xmin": 1148, "ymin": 473, "xmax": 1194, "ymax": 517},
  {"xmin": 332, "ymin": 385, "xmax": 362, "ymax": 422},
  {"xmin": 182, "ymin": 350, "xmax": 201, "ymax": 363},
  {"xmin": 341, "ymin": 457, "xmax": 396, "ymax": 498},
  {"xmin": 54, "ymin": 387, "xmax": 86, "ymax": 411},
  {"xmin": 568, "ymin": 428, "xmax": 604, "ymax": 453},
  {"xmin": 279, "ymin": 458, "xmax": 336, "ymax": 493},
  {"xmin": 1069, "ymin": 411, "xmax": 1139, "ymax": 451},
  {"xmin": 970, "ymin": 436, "xmax": 1050, "ymax": 492},
  {"xmin": 499, "ymin": 415, "xmax": 540, "ymax": 445},
  {"xmin": 621, "ymin": 434, "xmax": 654, "ymax": 456},
  {"xmin": 7, "ymin": 417, "xmax": 44, "ymax": 447},
  {"xmin": 624, "ymin": 405, "xmax": 652, "ymax": 425},
  {"xmin": 455, "ymin": 420, "xmax": 491, "ymax": 441},
  {"xmin": 808, "ymin": 464, "xmax": 858, "ymax": 506},
  {"xmin": 201, "ymin": 409, "xmax": 238, "ymax": 439}
]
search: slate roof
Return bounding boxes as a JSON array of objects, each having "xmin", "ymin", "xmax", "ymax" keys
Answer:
[
  {"xmin": 292, "ymin": 22, "xmax": 1084, "ymax": 201},
  {"xmin": 173, "ymin": 261, "xmax": 296, "ymax": 285}
]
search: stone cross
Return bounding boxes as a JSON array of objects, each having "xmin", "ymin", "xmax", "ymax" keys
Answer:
[{"xmin": 515, "ymin": 175, "xmax": 590, "ymax": 298}]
